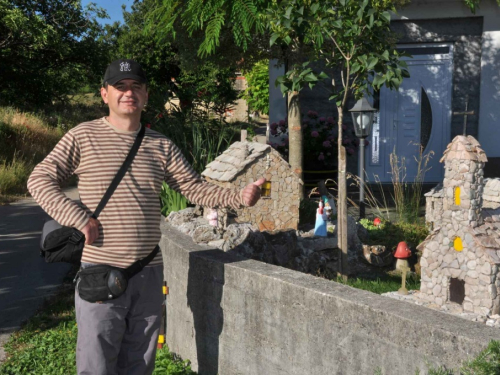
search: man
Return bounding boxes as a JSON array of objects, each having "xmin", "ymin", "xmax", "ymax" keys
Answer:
[{"xmin": 27, "ymin": 59, "xmax": 265, "ymax": 375}]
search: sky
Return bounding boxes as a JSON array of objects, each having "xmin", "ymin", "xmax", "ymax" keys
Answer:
[{"xmin": 81, "ymin": 0, "xmax": 133, "ymax": 25}]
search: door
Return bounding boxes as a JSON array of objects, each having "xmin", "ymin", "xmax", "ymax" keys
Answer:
[{"xmin": 366, "ymin": 44, "xmax": 453, "ymax": 183}]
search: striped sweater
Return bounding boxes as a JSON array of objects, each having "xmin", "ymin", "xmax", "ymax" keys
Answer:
[{"xmin": 28, "ymin": 117, "xmax": 243, "ymax": 268}]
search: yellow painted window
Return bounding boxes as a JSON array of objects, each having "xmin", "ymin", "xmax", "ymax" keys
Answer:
[
  {"xmin": 454, "ymin": 187, "xmax": 461, "ymax": 206},
  {"xmin": 453, "ymin": 237, "xmax": 463, "ymax": 252},
  {"xmin": 262, "ymin": 181, "xmax": 272, "ymax": 197}
]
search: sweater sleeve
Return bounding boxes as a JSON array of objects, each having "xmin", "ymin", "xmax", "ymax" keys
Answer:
[
  {"xmin": 27, "ymin": 131, "xmax": 90, "ymax": 230},
  {"xmin": 163, "ymin": 141, "xmax": 244, "ymax": 209}
]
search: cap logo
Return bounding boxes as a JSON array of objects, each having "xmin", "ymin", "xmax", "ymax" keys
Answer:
[{"xmin": 120, "ymin": 62, "xmax": 131, "ymax": 72}]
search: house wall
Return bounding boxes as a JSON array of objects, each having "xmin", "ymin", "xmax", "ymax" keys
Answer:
[
  {"xmin": 160, "ymin": 222, "xmax": 500, "ymax": 375},
  {"xmin": 420, "ymin": 233, "xmax": 500, "ymax": 315},
  {"xmin": 207, "ymin": 150, "xmax": 301, "ymax": 231},
  {"xmin": 232, "ymin": 149, "xmax": 301, "ymax": 231},
  {"xmin": 269, "ymin": 0, "xmax": 500, "ymax": 178},
  {"xmin": 394, "ymin": 0, "xmax": 500, "ymax": 161},
  {"xmin": 269, "ymin": 59, "xmax": 287, "ymax": 124}
]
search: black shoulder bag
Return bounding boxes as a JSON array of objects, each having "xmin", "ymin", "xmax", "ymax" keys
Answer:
[
  {"xmin": 75, "ymin": 244, "xmax": 160, "ymax": 303},
  {"xmin": 39, "ymin": 124, "xmax": 146, "ymax": 264}
]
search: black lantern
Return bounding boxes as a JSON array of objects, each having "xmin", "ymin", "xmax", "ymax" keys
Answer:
[
  {"xmin": 349, "ymin": 97, "xmax": 376, "ymax": 138},
  {"xmin": 349, "ymin": 97, "xmax": 376, "ymax": 219}
]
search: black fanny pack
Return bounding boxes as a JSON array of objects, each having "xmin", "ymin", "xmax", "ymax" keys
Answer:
[
  {"xmin": 75, "ymin": 245, "xmax": 160, "ymax": 303},
  {"xmin": 39, "ymin": 125, "xmax": 145, "ymax": 264}
]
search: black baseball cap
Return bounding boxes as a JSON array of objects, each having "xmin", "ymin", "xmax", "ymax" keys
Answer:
[{"xmin": 103, "ymin": 59, "xmax": 148, "ymax": 86}]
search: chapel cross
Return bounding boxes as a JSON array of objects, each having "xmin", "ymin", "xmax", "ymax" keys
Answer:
[{"xmin": 453, "ymin": 95, "xmax": 475, "ymax": 136}]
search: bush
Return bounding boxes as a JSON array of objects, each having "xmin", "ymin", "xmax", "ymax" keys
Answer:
[
  {"xmin": 359, "ymin": 218, "xmax": 429, "ymax": 252},
  {"xmin": 0, "ymin": 157, "xmax": 32, "ymax": 196},
  {"xmin": 242, "ymin": 60, "xmax": 269, "ymax": 115}
]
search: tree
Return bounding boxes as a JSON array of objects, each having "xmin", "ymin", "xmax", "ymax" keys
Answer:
[
  {"xmin": 0, "ymin": 0, "xmax": 109, "ymax": 108},
  {"xmin": 267, "ymin": 0, "xmax": 409, "ymax": 277}
]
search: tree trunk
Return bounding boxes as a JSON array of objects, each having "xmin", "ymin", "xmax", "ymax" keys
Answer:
[
  {"xmin": 337, "ymin": 107, "xmax": 349, "ymax": 280},
  {"xmin": 288, "ymin": 91, "xmax": 304, "ymax": 199}
]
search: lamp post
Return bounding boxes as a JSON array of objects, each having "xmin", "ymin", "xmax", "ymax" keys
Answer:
[{"xmin": 349, "ymin": 97, "xmax": 376, "ymax": 219}]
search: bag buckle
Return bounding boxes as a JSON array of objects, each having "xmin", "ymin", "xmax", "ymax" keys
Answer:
[{"xmin": 69, "ymin": 231, "xmax": 84, "ymax": 245}]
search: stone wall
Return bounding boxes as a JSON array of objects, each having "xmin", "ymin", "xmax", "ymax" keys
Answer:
[{"xmin": 161, "ymin": 222, "xmax": 500, "ymax": 375}]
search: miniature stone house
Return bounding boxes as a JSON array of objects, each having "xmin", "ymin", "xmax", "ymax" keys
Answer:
[
  {"xmin": 418, "ymin": 135, "xmax": 500, "ymax": 315},
  {"xmin": 201, "ymin": 141, "xmax": 303, "ymax": 231}
]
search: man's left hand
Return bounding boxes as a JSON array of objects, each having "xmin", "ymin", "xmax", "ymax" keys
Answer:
[{"xmin": 241, "ymin": 177, "xmax": 266, "ymax": 206}]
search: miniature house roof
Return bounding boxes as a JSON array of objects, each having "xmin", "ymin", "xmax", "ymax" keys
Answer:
[
  {"xmin": 471, "ymin": 217, "xmax": 500, "ymax": 263},
  {"xmin": 202, "ymin": 141, "xmax": 271, "ymax": 182},
  {"xmin": 440, "ymin": 135, "xmax": 488, "ymax": 163},
  {"xmin": 424, "ymin": 183, "xmax": 444, "ymax": 198}
]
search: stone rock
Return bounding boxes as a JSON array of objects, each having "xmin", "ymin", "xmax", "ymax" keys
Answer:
[
  {"xmin": 207, "ymin": 239, "xmax": 226, "ymax": 249},
  {"xmin": 259, "ymin": 220, "xmax": 276, "ymax": 231},
  {"xmin": 297, "ymin": 236, "xmax": 337, "ymax": 256},
  {"xmin": 166, "ymin": 207, "xmax": 200, "ymax": 226},
  {"xmin": 361, "ymin": 244, "xmax": 393, "ymax": 267},
  {"xmin": 259, "ymin": 230, "xmax": 299, "ymax": 267},
  {"xmin": 192, "ymin": 225, "xmax": 222, "ymax": 243},
  {"xmin": 223, "ymin": 223, "xmax": 254, "ymax": 251}
]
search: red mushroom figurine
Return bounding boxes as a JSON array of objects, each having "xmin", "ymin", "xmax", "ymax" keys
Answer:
[
  {"xmin": 373, "ymin": 217, "xmax": 381, "ymax": 226},
  {"xmin": 394, "ymin": 241, "xmax": 412, "ymax": 271}
]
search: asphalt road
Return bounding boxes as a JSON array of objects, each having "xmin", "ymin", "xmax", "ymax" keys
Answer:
[{"xmin": 0, "ymin": 188, "xmax": 78, "ymax": 362}]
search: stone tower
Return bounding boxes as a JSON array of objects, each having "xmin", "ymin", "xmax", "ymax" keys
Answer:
[{"xmin": 440, "ymin": 135, "xmax": 487, "ymax": 229}]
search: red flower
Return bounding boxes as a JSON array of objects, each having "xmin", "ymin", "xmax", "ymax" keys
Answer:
[
  {"xmin": 373, "ymin": 217, "xmax": 381, "ymax": 226},
  {"xmin": 145, "ymin": 123, "xmax": 151, "ymax": 128}
]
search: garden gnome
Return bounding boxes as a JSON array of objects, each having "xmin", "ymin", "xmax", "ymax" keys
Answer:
[
  {"xmin": 314, "ymin": 201, "xmax": 328, "ymax": 237},
  {"xmin": 324, "ymin": 197, "xmax": 332, "ymax": 221},
  {"xmin": 207, "ymin": 208, "xmax": 218, "ymax": 227}
]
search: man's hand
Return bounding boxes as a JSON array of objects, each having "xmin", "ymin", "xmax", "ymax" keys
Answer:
[
  {"xmin": 241, "ymin": 178, "xmax": 266, "ymax": 207},
  {"xmin": 81, "ymin": 217, "xmax": 100, "ymax": 245}
]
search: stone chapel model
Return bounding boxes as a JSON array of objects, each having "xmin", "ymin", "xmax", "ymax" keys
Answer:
[{"xmin": 418, "ymin": 135, "xmax": 500, "ymax": 316}]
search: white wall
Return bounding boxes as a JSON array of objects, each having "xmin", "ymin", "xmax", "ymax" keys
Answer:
[
  {"xmin": 394, "ymin": 0, "xmax": 500, "ymax": 157},
  {"xmin": 268, "ymin": 59, "xmax": 286, "ymax": 124},
  {"xmin": 268, "ymin": 1, "xmax": 500, "ymax": 157}
]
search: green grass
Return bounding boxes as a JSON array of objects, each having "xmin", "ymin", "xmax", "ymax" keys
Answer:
[
  {"xmin": 334, "ymin": 274, "xmax": 420, "ymax": 294},
  {"xmin": 0, "ymin": 288, "xmax": 196, "ymax": 375}
]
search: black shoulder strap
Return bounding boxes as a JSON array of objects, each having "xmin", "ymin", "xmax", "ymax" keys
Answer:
[
  {"xmin": 92, "ymin": 124, "xmax": 146, "ymax": 219},
  {"xmin": 125, "ymin": 245, "xmax": 160, "ymax": 278}
]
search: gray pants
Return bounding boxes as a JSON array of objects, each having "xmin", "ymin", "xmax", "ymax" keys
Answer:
[{"xmin": 75, "ymin": 264, "xmax": 164, "ymax": 375}]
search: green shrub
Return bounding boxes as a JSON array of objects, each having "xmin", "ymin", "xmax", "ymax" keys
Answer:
[
  {"xmin": 0, "ymin": 157, "xmax": 33, "ymax": 196},
  {"xmin": 161, "ymin": 182, "xmax": 189, "ymax": 217},
  {"xmin": 359, "ymin": 218, "xmax": 428, "ymax": 252},
  {"xmin": 242, "ymin": 60, "xmax": 270, "ymax": 115},
  {"xmin": 153, "ymin": 347, "xmax": 196, "ymax": 374}
]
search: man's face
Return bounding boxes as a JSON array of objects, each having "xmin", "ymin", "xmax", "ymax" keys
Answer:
[{"xmin": 100, "ymin": 79, "xmax": 148, "ymax": 116}]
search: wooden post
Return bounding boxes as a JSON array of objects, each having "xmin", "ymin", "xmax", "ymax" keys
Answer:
[
  {"xmin": 241, "ymin": 129, "xmax": 248, "ymax": 142},
  {"xmin": 339, "ymin": 146, "xmax": 348, "ymax": 281}
]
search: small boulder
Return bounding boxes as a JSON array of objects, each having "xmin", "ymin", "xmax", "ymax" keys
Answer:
[
  {"xmin": 192, "ymin": 225, "xmax": 222, "ymax": 243},
  {"xmin": 362, "ymin": 244, "xmax": 393, "ymax": 267}
]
